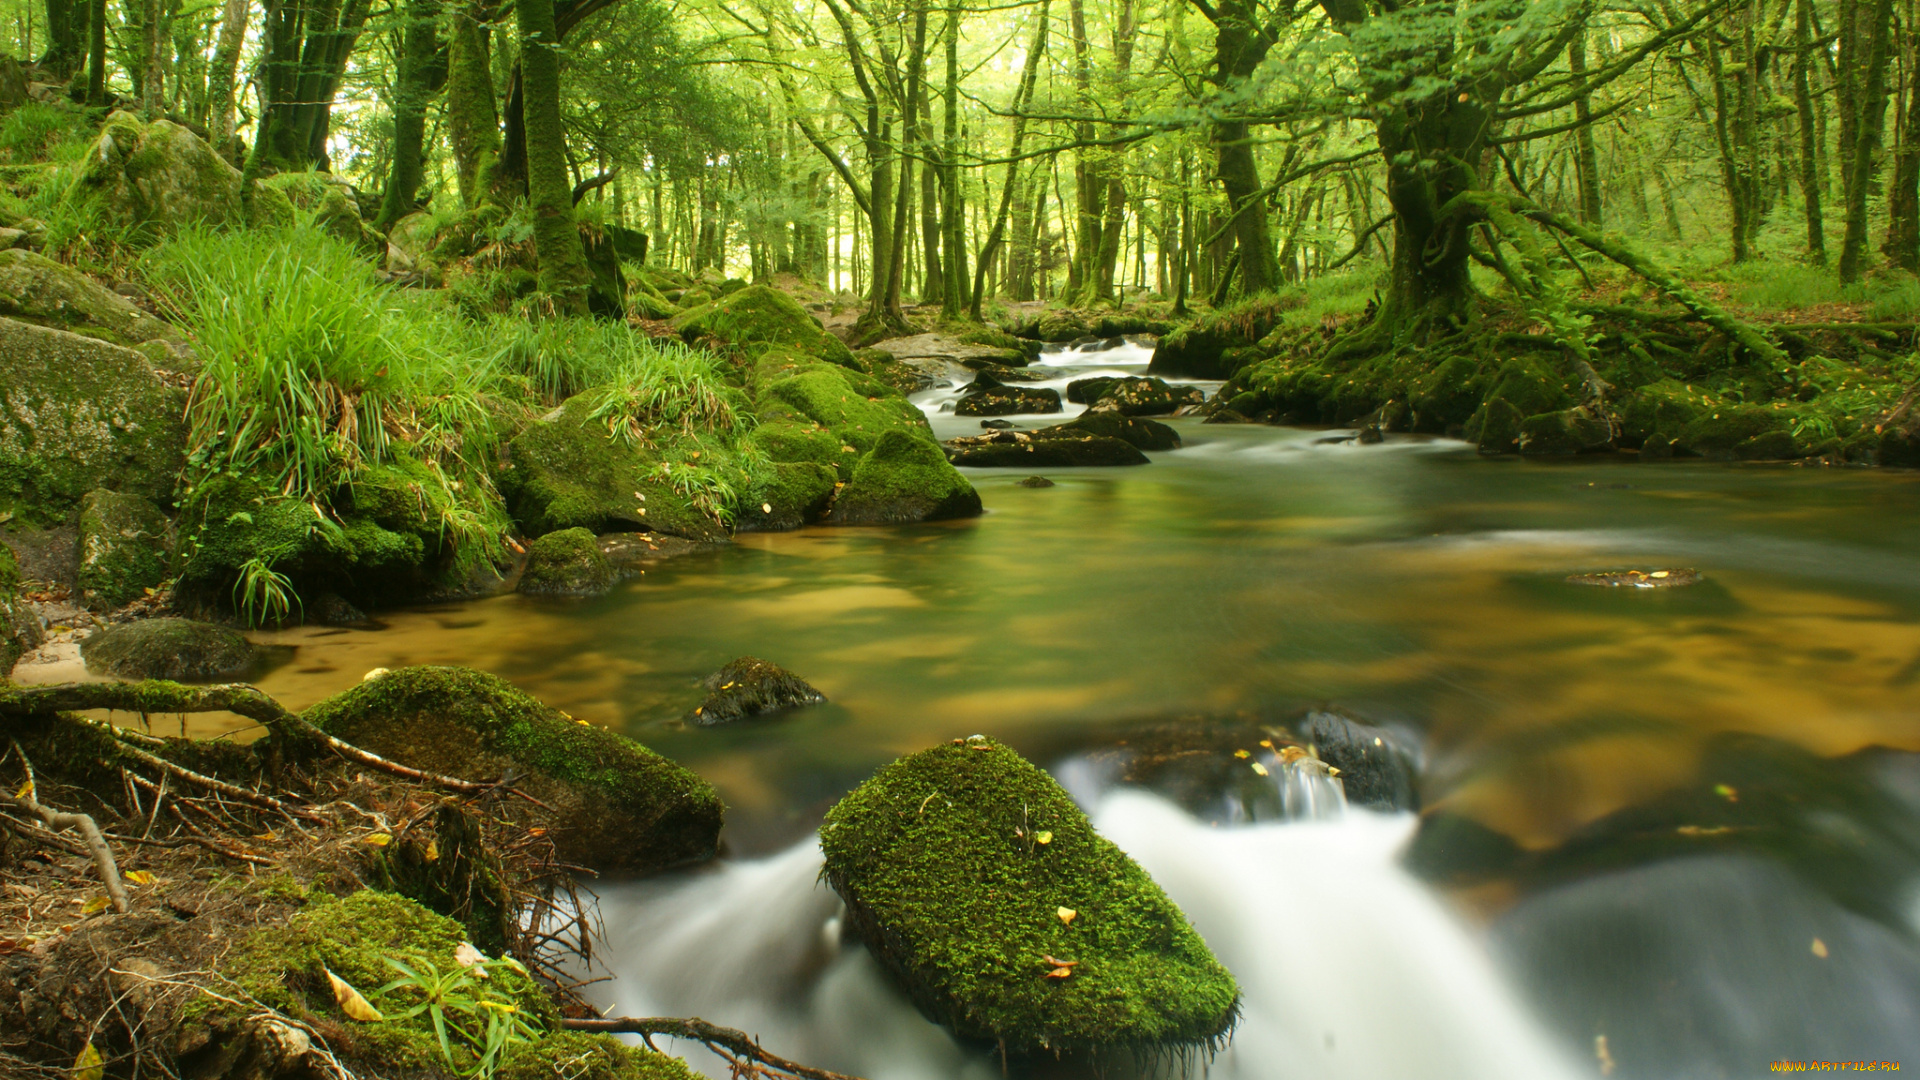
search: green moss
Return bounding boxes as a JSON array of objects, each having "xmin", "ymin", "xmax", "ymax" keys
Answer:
[
  {"xmin": 1683, "ymin": 402, "xmax": 1795, "ymax": 455},
  {"xmin": 739, "ymin": 460, "xmax": 838, "ymax": 531},
  {"xmin": 80, "ymin": 617, "xmax": 254, "ymax": 680},
  {"xmin": 499, "ymin": 394, "xmax": 725, "ymax": 541},
  {"xmin": 199, "ymin": 889, "xmax": 552, "ymax": 1072},
  {"xmin": 1468, "ymin": 357, "xmax": 1574, "ymax": 452},
  {"xmin": 1518, "ymin": 408, "xmax": 1612, "ymax": 455},
  {"xmin": 497, "ymin": 1032, "xmax": 697, "ymax": 1080},
  {"xmin": 0, "ymin": 539, "xmax": 17, "ymax": 589},
  {"xmin": 304, "ymin": 666, "xmax": 723, "ymax": 872},
  {"xmin": 821, "ymin": 738, "xmax": 1238, "ymax": 1054},
  {"xmin": 831, "ymin": 429, "xmax": 981, "ymax": 525},
  {"xmin": 672, "ymin": 283, "xmax": 854, "ymax": 365},
  {"xmin": 519, "ymin": 526, "xmax": 618, "ymax": 595},
  {"xmin": 763, "ymin": 369, "xmax": 927, "ymax": 454},
  {"xmin": 75, "ymin": 488, "xmax": 172, "ymax": 609}
]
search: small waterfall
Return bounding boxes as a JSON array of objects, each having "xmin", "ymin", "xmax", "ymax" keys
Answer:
[{"xmin": 584, "ymin": 789, "xmax": 1580, "ymax": 1080}]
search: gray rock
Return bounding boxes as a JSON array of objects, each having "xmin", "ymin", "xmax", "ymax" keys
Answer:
[
  {"xmin": 74, "ymin": 489, "xmax": 172, "ymax": 611},
  {"xmin": 0, "ymin": 249, "xmax": 184, "ymax": 345},
  {"xmin": 688, "ymin": 656, "xmax": 826, "ymax": 726},
  {"xmin": 1302, "ymin": 710, "xmax": 1420, "ymax": 811},
  {"xmin": 81, "ymin": 617, "xmax": 254, "ymax": 681}
]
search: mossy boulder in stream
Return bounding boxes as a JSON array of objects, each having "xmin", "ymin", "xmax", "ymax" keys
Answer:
[
  {"xmin": 75, "ymin": 487, "xmax": 172, "ymax": 609},
  {"xmin": 499, "ymin": 393, "xmax": 728, "ymax": 542},
  {"xmin": 304, "ymin": 667, "xmax": 723, "ymax": 873},
  {"xmin": 1467, "ymin": 357, "xmax": 1574, "ymax": 454},
  {"xmin": 820, "ymin": 737, "xmax": 1240, "ymax": 1055},
  {"xmin": 829, "ymin": 429, "xmax": 984, "ymax": 524},
  {"xmin": 80, "ymin": 617, "xmax": 254, "ymax": 681},
  {"xmin": 672, "ymin": 283, "xmax": 855, "ymax": 366},
  {"xmin": 518, "ymin": 527, "xmax": 618, "ymax": 596},
  {"xmin": 0, "ymin": 317, "xmax": 188, "ymax": 524}
]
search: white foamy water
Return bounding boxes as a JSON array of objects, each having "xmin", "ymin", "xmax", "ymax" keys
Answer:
[
  {"xmin": 912, "ymin": 339, "xmax": 1218, "ymax": 441},
  {"xmin": 583, "ymin": 779, "xmax": 1579, "ymax": 1080}
]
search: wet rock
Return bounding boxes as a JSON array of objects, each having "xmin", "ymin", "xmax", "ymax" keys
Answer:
[
  {"xmin": 1067, "ymin": 376, "xmax": 1205, "ymax": 416},
  {"xmin": 820, "ymin": 737, "xmax": 1240, "ymax": 1054},
  {"xmin": 687, "ymin": 656, "xmax": 826, "ymax": 725},
  {"xmin": 500, "ymin": 393, "xmax": 728, "ymax": 542},
  {"xmin": 827, "ymin": 428, "xmax": 984, "ymax": 524},
  {"xmin": 980, "ymin": 418, "xmax": 1015, "ymax": 429},
  {"xmin": 1469, "ymin": 358, "xmax": 1573, "ymax": 454},
  {"xmin": 74, "ymin": 488, "xmax": 171, "ymax": 611},
  {"xmin": 1518, "ymin": 407, "xmax": 1614, "ymax": 455},
  {"xmin": 1016, "ymin": 476, "xmax": 1055, "ymax": 488},
  {"xmin": 737, "ymin": 460, "xmax": 838, "ymax": 533},
  {"xmin": 518, "ymin": 527, "xmax": 618, "ymax": 596},
  {"xmin": 868, "ymin": 331, "xmax": 1029, "ymax": 369},
  {"xmin": 1048, "ymin": 411, "xmax": 1181, "ymax": 451},
  {"xmin": 1402, "ymin": 812, "xmax": 1524, "ymax": 885},
  {"xmin": 308, "ymin": 592, "xmax": 370, "ymax": 626},
  {"xmin": 672, "ymin": 283, "xmax": 854, "ymax": 366},
  {"xmin": 304, "ymin": 666, "xmax": 724, "ymax": 872},
  {"xmin": 1302, "ymin": 710, "xmax": 1420, "ymax": 812},
  {"xmin": 81, "ymin": 618, "xmax": 254, "ymax": 681},
  {"xmin": 0, "ymin": 250, "xmax": 183, "ymax": 345},
  {"xmin": 0, "ymin": 318, "xmax": 187, "ymax": 524},
  {"xmin": 954, "ymin": 359, "xmax": 1050, "ymax": 381},
  {"xmin": 954, "ymin": 373, "xmax": 1062, "ymax": 417},
  {"xmin": 942, "ymin": 429, "xmax": 1148, "ymax": 467},
  {"xmin": 1150, "ymin": 296, "xmax": 1293, "ymax": 379},
  {"xmin": 1564, "ymin": 568, "xmax": 1700, "ymax": 588}
]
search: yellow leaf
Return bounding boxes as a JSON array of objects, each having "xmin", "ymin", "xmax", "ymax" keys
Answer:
[
  {"xmin": 1057, "ymin": 907, "xmax": 1077, "ymax": 925},
  {"xmin": 1233, "ymin": 749, "xmax": 1250, "ymax": 759},
  {"xmin": 1034, "ymin": 831, "xmax": 1053, "ymax": 845},
  {"xmin": 762, "ymin": 503, "xmax": 773, "ymax": 514},
  {"xmin": 80, "ymin": 896, "xmax": 108, "ymax": 915},
  {"xmin": 423, "ymin": 840, "xmax": 439, "ymax": 863},
  {"xmin": 363, "ymin": 833, "xmax": 393, "ymax": 847},
  {"xmin": 13, "ymin": 780, "xmax": 33, "ymax": 801},
  {"xmin": 326, "ymin": 968, "xmax": 384, "ymax": 1022},
  {"xmin": 123, "ymin": 870, "xmax": 155, "ymax": 886},
  {"xmin": 1714, "ymin": 784, "xmax": 1739, "ymax": 803},
  {"xmin": 72, "ymin": 1042, "xmax": 104, "ymax": 1080},
  {"xmin": 1811, "ymin": 937, "xmax": 1829, "ymax": 959},
  {"xmin": 1250, "ymin": 762, "xmax": 1270, "ymax": 777}
]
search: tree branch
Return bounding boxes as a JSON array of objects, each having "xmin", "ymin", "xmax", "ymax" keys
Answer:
[{"xmin": 562, "ymin": 1017, "xmax": 866, "ymax": 1080}]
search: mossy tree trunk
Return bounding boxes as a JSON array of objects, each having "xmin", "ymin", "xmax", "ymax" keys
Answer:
[
  {"xmin": 517, "ymin": 0, "xmax": 593, "ymax": 310},
  {"xmin": 970, "ymin": 0, "xmax": 1049, "ymax": 320},
  {"xmin": 375, "ymin": 0, "xmax": 446, "ymax": 231},
  {"xmin": 1838, "ymin": 0, "xmax": 1894, "ymax": 283},
  {"xmin": 446, "ymin": 0, "xmax": 501, "ymax": 208},
  {"xmin": 84, "ymin": 0, "xmax": 104, "ymax": 105},
  {"xmin": 1884, "ymin": 22, "xmax": 1920, "ymax": 270},
  {"xmin": 939, "ymin": 2, "xmax": 967, "ymax": 320},
  {"xmin": 205, "ymin": 0, "xmax": 250, "ymax": 149},
  {"xmin": 251, "ymin": 0, "xmax": 375, "ymax": 171},
  {"xmin": 1794, "ymin": 0, "xmax": 1827, "ymax": 262},
  {"xmin": 40, "ymin": 0, "xmax": 91, "ymax": 80},
  {"xmin": 1569, "ymin": 34, "xmax": 1602, "ymax": 226},
  {"xmin": 1198, "ymin": 0, "xmax": 1282, "ymax": 299}
]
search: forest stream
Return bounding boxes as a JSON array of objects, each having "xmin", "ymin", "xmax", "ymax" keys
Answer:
[{"xmin": 23, "ymin": 342, "xmax": 1917, "ymax": 1077}]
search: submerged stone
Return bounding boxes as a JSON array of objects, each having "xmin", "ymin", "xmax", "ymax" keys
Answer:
[
  {"xmin": 943, "ymin": 429, "xmax": 1149, "ymax": 468},
  {"xmin": 1564, "ymin": 568, "xmax": 1701, "ymax": 588},
  {"xmin": 1016, "ymin": 476, "xmax": 1056, "ymax": 488},
  {"xmin": 518, "ymin": 527, "xmax": 618, "ymax": 596},
  {"xmin": 81, "ymin": 617, "xmax": 254, "ymax": 681},
  {"xmin": 75, "ymin": 488, "xmax": 172, "ymax": 610},
  {"xmin": 688, "ymin": 656, "xmax": 826, "ymax": 725},
  {"xmin": 304, "ymin": 666, "xmax": 723, "ymax": 873},
  {"xmin": 820, "ymin": 737, "xmax": 1240, "ymax": 1055}
]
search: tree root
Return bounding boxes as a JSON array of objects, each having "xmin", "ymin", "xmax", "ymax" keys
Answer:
[
  {"xmin": 562, "ymin": 1016, "xmax": 867, "ymax": 1080},
  {"xmin": 1, "ymin": 752, "xmax": 131, "ymax": 913}
]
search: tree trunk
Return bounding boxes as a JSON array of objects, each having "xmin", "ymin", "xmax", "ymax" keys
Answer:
[
  {"xmin": 84, "ymin": 0, "xmax": 104, "ymax": 105},
  {"xmin": 1885, "ymin": 12, "xmax": 1920, "ymax": 269},
  {"xmin": 40, "ymin": 0, "xmax": 90, "ymax": 79},
  {"xmin": 375, "ymin": 0, "xmax": 443, "ymax": 231},
  {"xmin": 940, "ymin": 2, "xmax": 966, "ymax": 319},
  {"xmin": 1840, "ymin": 0, "xmax": 1894, "ymax": 282},
  {"xmin": 205, "ymin": 0, "xmax": 250, "ymax": 150},
  {"xmin": 1208, "ymin": 0, "xmax": 1279, "ymax": 297},
  {"xmin": 1569, "ymin": 34, "xmax": 1602, "ymax": 225},
  {"xmin": 1795, "ymin": 0, "xmax": 1828, "ymax": 261},
  {"xmin": 141, "ymin": 0, "xmax": 164, "ymax": 114},
  {"xmin": 446, "ymin": 0, "xmax": 500, "ymax": 207},
  {"xmin": 518, "ymin": 0, "xmax": 591, "ymax": 309}
]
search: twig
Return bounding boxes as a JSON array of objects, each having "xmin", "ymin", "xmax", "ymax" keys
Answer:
[
  {"xmin": 561, "ymin": 1017, "xmax": 867, "ymax": 1080},
  {"xmin": 1, "ymin": 792, "xmax": 130, "ymax": 913}
]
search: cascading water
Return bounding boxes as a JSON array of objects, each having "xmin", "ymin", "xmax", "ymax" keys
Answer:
[
  {"xmin": 911, "ymin": 338, "xmax": 1219, "ymax": 440},
  {"xmin": 583, "ymin": 758, "xmax": 1580, "ymax": 1080}
]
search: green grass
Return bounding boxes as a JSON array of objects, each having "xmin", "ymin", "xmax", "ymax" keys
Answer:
[{"xmin": 0, "ymin": 103, "xmax": 94, "ymax": 165}]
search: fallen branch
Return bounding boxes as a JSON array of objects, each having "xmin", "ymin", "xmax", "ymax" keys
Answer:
[
  {"xmin": 561, "ymin": 1017, "xmax": 867, "ymax": 1080},
  {"xmin": 1, "ymin": 791, "xmax": 130, "ymax": 913}
]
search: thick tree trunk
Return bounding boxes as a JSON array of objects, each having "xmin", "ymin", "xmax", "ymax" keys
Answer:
[
  {"xmin": 141, "ymin": 0, "xmax": 165, "ymax": 114},
  {"xmin": 1208, "ymin": 0, "xmax": 1278, "ymax": 297},
  {"xmin": 205, "ymin": 0, "xmax": 250, "ymax": 150},
  {"xmin": 1839, "ymin": 0, "xmax": 1893, "ymax": 282},
  {"xmin": 1570, "ymin": 35, "xmax": 1602, "ymax": 225},
  {"xmin": 517, "ymin": 0, "xmax": 592, "ymax": 309},
  {"xmin": 940, "ymin": 4, "xmax": 967, "ymax": 319},
  {"xmin": 84, "ymin": 0, "xmax": 104, "ymax": 104},
  {"xmin": 446, "ymin": 0, "xmax": 500, "ymax": 208},
  {"xmin": 375, "ymin": 0, "xmax": 443, "ymax": 231},
  {"xmin": 1795, "ymin": 0, "xmax": 1827, "ymax": 261},
  {"xmin": 1885, "ymin": 19, "xmax": 1920, "ymax": 269},
  {"xmin": 40, "ymin": 0, "xmax": 90, "ymax": 79}
]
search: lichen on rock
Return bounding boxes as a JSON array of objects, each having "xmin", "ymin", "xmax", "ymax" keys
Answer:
[
  {"xmin": 75, "ymin": 487, "xmax": 172, "ymax": 610},
  {"xmin": 0, "ymin": 248, "xmax": 184, "ymax": 345},
  {"xmin": 303, "ymin": 666, "xmax": 723, "ymax": 873},
  {"xmin": 69, "ymin": 111, "xmax": 273, "ymax": 235},
  {"xmin": 820, "ymin": 737, "xmax": 1240, "ymax": 1055}
]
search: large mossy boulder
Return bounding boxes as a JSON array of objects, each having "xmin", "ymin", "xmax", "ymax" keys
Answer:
[
  {"xmin": 518, "ymin": 526, "xmax": 618, "ymax": 596},
  {"xmin": 69, "ymin": 111, "xmax": 285, "ymax": 234},
  {"xmin": 1518, "ymin": 407, "xmax": 1614, "ymax": 456},
  {"xmin": 672, "ymin": 283, "xmax": 855, "ymax": 366},
  {"xmin": 499, "ymin": 394, "xmax": 729, "ymax": 542},
  {"xmin": 0, "ymin": 249, "xmax": 183, "ymax": 345},
  {"xmin": 75, "ymin": 487, "xmax": 171, "ymax": 610},
  {"xmin": 0, "ymin": 318, "xmax": 186, "ymax": 524},
  {"xmin": 828, "ymin": 428, "xmax": 984, "ymax": 524},
  {"xmin": 304, "ymin": 667, "xmax": 723, "ymax": 873},
  {"xmin": 955, "ymin": 374, "xmax": 1063, "ymax": 417},
  {"xmin": 80, "ymin": 617, "xmax": 254, "ymax": 681},
  {"xmin": 1051, "ymin": 411, "xmax": 1182, "ymax": 451},
  {"xmin": 821, "ymin": 737, "xmax": 1239, "ymax": 1055},
  {"xmin": 1467, "ymin": 357, "xmax": 1574, "ymax": 454}
]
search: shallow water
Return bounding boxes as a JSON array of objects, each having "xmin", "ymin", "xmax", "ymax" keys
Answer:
[{"xmin": 97, "ymin": 342, "xmax": 1920, "ymax": 1076}]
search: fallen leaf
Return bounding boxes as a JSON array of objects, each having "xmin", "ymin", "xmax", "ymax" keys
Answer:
[
  {"xmin": 326, "ymin": 968, "xmax": 384, "ymax": 1022},
  {"xmin": 1714, "ymin": 784, "xmax": 1739, "ymax": 803},
  {"xmin": 73, "ymin": 1042, "xmax": 104, "ymax": 1080},
  {"xmin": 1676, "ymin": 825, "xmax": 1732, "ymax": 837},
  {"xmin": 1233, "ymin": 749, "xmax": 1250, "ymax": 759},
  {"xmin": 1044, "ymin": 967, "xmax": 1073, "ymax": 979},
  {"xmin": 1280, "ymin": 746, "xmax": 1308, "ymax": 764},
  {"xmin": 423, "ymin": 840, "xmax": 439, "ymax": 863},
  {"xmin": 1042, "ymin": 954, "xmax": 1078, "ymax": 967},
  {"xmin": 1057, "ymin": 907, "xmax": 1076, "ymax": 925},
  {"xmin": 123, "ymin": 870, "xmax": 155, "ymax": 886},
  {"xmin": 762, "ymin": 503, "xmax": 773, "ymax": 514},
  {"xmin": 80, "ymin": 896, "xmax": 108, "ymax": 915},
  {"xmin": 1811, "ymin": 937, "xmax": 1829, "ymax": 958},
  {"xmin": 362, "ymin": 833, "xmax": 393, "ymax": 847},
  {"xmin": 13, "ymin": 780, "xmax": 32, "ymax": 801},
  {"xmin": 1034, "ymin": 831, "xmax": 1053, "ymax": 845},
  {"xmin": 1650, "ymin": 570, "xmax": 1670, "ymax": 579},
  {"xmin": 1250, "ymin": 762, "xmax": 1270, "ymax": 777},
  {"xmin": 363, "ymin": 668, "xmax": 390, "ymax": 682}
]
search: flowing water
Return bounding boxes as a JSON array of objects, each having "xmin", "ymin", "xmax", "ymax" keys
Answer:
[{"xmin": 66, "ymin": 341, "xmax": 1920, "ymax": 1077}]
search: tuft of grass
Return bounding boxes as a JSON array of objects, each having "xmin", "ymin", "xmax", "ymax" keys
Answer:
[
  {"xmin": 0, "ymin": 103, "xmax": 93, "ymax": 164},
  {"xmin": 1724, "ymin": 261, "xmax": 1844, "ymax": 310}
]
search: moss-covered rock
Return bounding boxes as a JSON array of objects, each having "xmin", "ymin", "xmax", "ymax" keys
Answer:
[
  {"xmin": 304, "ymin": 666, "xmax": 723, "ymax": 873},
  {"xmin": 737, "ymin": 458, "xmax": 838, "ymax": 532},
  {"xmin": 69, "ymin": 112, "xmax": 267, "ymax": 234},
  {"xmin": 829, "ymin": 429, "xmax": 983, "ymax": 524},
  {"xmin": 0, "ymin": 249, "xmax": 182, "ymax": 345},
  {"xmin": 943, "ymin": 429, "xmax": 1150, "ymax": 468},
  {"xmin": 1518, "ymin": 408, "xmax": 1614, "ymax": 456},
  {"xmin": 0, "ymin": 318, "xmax": 187, "ymax": 525},
  {"xmin": 821, "ymin": 737, "xmax": 1239, "ymax": 1054},
  {"xmin": 74, "ymin": 487, "xmax": 172, "ymax": 610},
  {"xmin": 672, "ymin": 283, "xmax": 854, "ymax": 365},
  {"xmin": 497, "ymin": 1032, "xmax": 697, "ymax": 1080},
  {"xmin": 1468, "ymin": 357, "xmax": 1574, "ymax": 454},
  {"xmin": 80, "ymin": 617, "xmax": 254, "ymax": 680},
  {"xmin": 185, "ymin": 889, "xmax": 553, "ymax": 1077},
  {"xmin": 955, "ymin": 374, "xmax": 1063, "ymax": 417},
  {"xmin": 518, "ymin": 527, "xmax": 618, "ymax": 596},
  {"xmin": 1150, "ymin": 296, "xmax": 1296, "ymax": 379},
  {"xmin": 499, "ymin": 394, "xmax": 727, "ymax": 542},
  {"xmin": 260, "ymin": 171, "xmax": 383, "ymax": 256},
  {"xmin": 1067, "ymin": 376, "xmax": 1205, "ymax": 416},
  {"xmin": 687, "ymin": 655, "xmax": 826, "ymax": 725},
  {"xmin": 1047, "ymin": 411, "xmax": 1182, "ymax": 451}
]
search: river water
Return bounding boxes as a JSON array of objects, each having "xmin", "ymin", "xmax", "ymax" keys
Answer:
[{"xmin": 212, "ymin": 342, "xmax": 1920, "ymax": 1076}]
